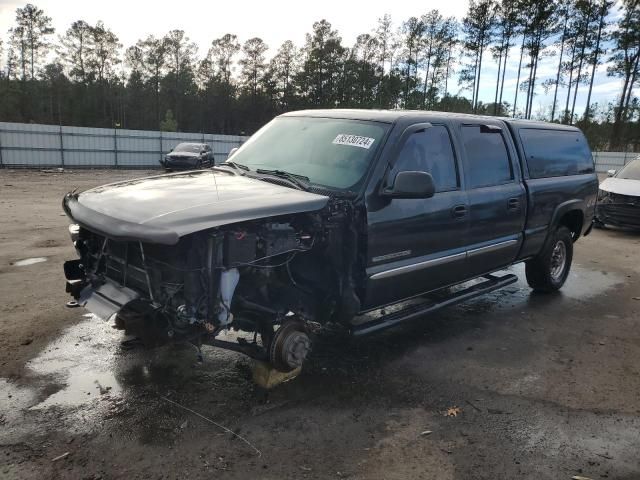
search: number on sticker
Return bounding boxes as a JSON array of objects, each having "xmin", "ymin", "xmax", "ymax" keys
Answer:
[{"xmin": 332, "ymin": 134, "xmax": 375, "ymax": 149}]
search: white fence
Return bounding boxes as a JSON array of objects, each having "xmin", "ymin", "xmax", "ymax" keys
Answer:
[
  {"xmin": 0, "ymin": 122, "xmax": 248, "ymax": 168},
  {"xmin": 592, "ymin": 151, "xmax": 638, "ymax": 173},
  {"xmin": 0, "ymin": 121, "xmax": 637, "ymax": 171}
]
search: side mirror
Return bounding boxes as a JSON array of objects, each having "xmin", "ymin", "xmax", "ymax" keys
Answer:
[
  {"xmin": 383, "ymin": 171, "xmax": 435, "ymax": 199},
  {"xmin": 228, "ymin": 147, "xmax": 238, "ymax": 159},
  {"xmin": 607, "ymin": 169, "xmax": 616, "ymax": 177}
]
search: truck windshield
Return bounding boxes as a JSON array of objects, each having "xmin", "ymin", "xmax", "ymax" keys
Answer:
[
  {"xmin": 229, "ymin": 117, "xmax": 389, "ymax": 190},
  {"xmin": 617, "ymin": 159, "xmax": 640, "ymax": 180}
]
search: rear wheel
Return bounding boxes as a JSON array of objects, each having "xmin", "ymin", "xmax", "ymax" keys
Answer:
[{"xmin": 525, "ymin": 226, "xmax": 573, "ymax": 293}]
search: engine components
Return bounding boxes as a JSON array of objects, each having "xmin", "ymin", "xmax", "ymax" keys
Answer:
[{"xmin": 224, "ymin": 231, "xmax": 257, "ymax": 267}]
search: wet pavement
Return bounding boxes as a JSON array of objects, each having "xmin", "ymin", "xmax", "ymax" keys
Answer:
[
  {"xmin": 1, "ymin": 171, "xmax": 640, "ymax": 480},
  {"xmin": 2, "ymin": 258, "xmax": 640, "ymax": 479}
]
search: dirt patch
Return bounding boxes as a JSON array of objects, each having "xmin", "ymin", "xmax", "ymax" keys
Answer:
[{"xmin": 0, "ymin": 169, "xmax": 156, "ymax": 377}]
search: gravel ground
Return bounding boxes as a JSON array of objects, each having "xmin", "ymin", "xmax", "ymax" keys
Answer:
[{"xmin": 1, "ymin": 169, "xmax": 639, "ymax": 480}]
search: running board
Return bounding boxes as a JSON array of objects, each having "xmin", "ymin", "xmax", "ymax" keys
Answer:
[{"xmin": 351, "ymin": 273, "xmax": 518, "ymax": 336}]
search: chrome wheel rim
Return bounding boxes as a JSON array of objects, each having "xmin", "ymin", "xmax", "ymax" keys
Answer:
[{"xmin": 550, "ymin": 240, "xmax": 567, "ymax": 281}]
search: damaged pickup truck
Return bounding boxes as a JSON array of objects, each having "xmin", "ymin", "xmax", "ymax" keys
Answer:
[{"xmin": 63, "ymin": 110, "xmax": 598, "ymax": 372}]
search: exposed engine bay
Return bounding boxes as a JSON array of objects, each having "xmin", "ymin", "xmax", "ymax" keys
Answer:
[{"xmin": 64, "ymin": 196, "xmax": 362, "ymax": 372}]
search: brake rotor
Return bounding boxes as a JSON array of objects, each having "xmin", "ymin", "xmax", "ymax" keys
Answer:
[{"xmin": 268, "ymin": 321, "xmax": 311, "ymax": 372}]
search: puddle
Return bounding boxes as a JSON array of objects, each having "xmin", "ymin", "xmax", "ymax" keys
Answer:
[
  {"xmin": 25, "ymin": 315, "xmax": 125, "ymax": 410},
  {"xmin": 29, "ymin": 368, "xmax": 122, "ymax": 410},
  {"xmin": 561, "ymin": 263, "xmax": 624, "ymax": 299},
  {"xmin": 11, "ymin": 257, "xmax": 47, "ymax": 266},
  {"xmin": 504, "ymin": 263, "xmax": 623, "ymax": 302}
]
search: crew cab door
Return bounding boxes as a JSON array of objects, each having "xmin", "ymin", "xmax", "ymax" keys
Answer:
[
  {"xmin": 458, "ymin": 123, "xmax": 526, "ymax": 276},
  {"xmin": 363, "ymin": 123, "xmax": 469, "ymax": 309}
]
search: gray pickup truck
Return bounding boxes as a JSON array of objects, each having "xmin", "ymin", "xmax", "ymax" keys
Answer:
[{"xmin": 63, "ymin": 110, "xmax": 598, "ymax": 372}]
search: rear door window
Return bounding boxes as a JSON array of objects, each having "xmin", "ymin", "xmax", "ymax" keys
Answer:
[
  {"xmin": 518, "ymin": 128, "xmax": 594, "ymax": 178},
  {"xmin": 390, "ymin": 125, "xmax": 459, "ymax": 192},
  {"xmin": 461, "ymin": 126, "xmax": 513, "ymax": 188}
]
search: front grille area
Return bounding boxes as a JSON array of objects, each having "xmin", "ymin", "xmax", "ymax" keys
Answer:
[
  {"xmin": 609, "ymin": 192, "xmax": 640, "ymax": 205},
  {"xmin": 597, "ymin": 202, "xmax": 640, "ymax": 228},
  {"xmin": 80, "ymin": 229, "xmax": 194, "ymax": 304},
  {"xmin": 167, "ymin": 156, "xmax": 195, "ymax": 164},
  {"xmin": 103, "ymin": 240, "xmax": 150, "ymax": 293}
]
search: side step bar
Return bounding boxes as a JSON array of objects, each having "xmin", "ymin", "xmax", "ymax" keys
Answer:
[{"xmin": 351, "ymin": 273, "xmax": 518, "ymax": 336}]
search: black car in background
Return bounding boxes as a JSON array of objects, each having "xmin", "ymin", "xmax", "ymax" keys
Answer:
[
  {"xmin": 160, "ymin": 143, "xmax": 215, "ymax": 170},
  {"xmin": 595, "ymin": 158, "xmax": 640, "ymax": 230}
]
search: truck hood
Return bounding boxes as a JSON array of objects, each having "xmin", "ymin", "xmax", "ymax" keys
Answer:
[
  {"xmin": 64, "ymin": 170, "xmax": 329, "ymax": 245},
  {"xmin": 599, "ymin": 177, "xmax": 640, "ymax": 197}
]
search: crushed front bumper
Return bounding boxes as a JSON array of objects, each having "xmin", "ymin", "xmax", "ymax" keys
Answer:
[
  {"xmin": 65, "ymin": 259, "xmax": 139, "ymax": 320},
  {"xmin": 596, "ymin": 202, "xmax": 640, "ymax": 229}
]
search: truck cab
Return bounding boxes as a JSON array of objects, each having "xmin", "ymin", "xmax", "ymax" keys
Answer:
[{"xmin": 357, "ymin": 111, "xmax": 597, "ymax": 310}]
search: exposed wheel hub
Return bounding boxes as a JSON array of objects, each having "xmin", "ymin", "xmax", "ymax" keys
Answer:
[{"xmin": 269, "ymin": 322, "xmax": 311, "ymax": 372}]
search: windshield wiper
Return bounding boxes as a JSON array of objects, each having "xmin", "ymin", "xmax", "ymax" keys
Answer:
[
  {"xmin": 224, "ymin": 161, "xmax": 250, "ymax": 171},
  {"xmin": 255, "ymin": 169, "xmax": 310, "ymax": 190}
]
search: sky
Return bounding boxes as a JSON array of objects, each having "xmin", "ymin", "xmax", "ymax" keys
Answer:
[{"xmin": 0, "ymin": 0, "xmax": 631, "ymax": 119}]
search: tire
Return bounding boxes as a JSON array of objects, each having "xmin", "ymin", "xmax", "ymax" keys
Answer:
[{"xmin": 525, "ymin": 226, "xmax": 573, "ymax": 293}]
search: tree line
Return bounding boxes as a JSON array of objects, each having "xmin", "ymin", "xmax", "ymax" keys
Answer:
[{"xmin": 0, "ymin": 1, "xmax": 638, "ymax": 151}]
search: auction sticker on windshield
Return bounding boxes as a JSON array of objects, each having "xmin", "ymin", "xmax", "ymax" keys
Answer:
[{"xmin": 332, "ymin": 134, "xmax": 375, "ymax": 149}]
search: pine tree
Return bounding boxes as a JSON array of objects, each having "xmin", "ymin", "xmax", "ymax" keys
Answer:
[
  {"xmin": 58, "ymin": 20, "xmax": 93, "ymax": 83},
  {"xmin": 584, "ymin": 0, "xmax": 612, "ymax": 121},
  {"xmin": 11, "ymin": 4, "xmax": 55, "ymax": 80},
  {"xmin": 521, "ymin": 0, "xmax": 558, "ymax": 119},
  {"xmin": 298, "ymin": 20, "xmax": 345, "ymax": 106},
  {"xmin": 461, "ymin": 0, "xmax": 496, "ymax": 113},
  {"xmin": 607, "ymin": 0, "xmax": 640, "ymax": 147},
  {"xmin": 240, "ymin": 37, "xmax": 268, "ymax": 97},
  {"xmin": 492, "ymin": 0, "xmax": 519, "ymax": 114}
]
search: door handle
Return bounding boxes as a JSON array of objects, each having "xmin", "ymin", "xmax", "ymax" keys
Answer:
[
  {"xmin": 451, "ymin": 204, "xmax": 468, "ymax": 218},
  {"xmin": 507, "ymin": 198, "xmax": 520, "ymax": 210}
]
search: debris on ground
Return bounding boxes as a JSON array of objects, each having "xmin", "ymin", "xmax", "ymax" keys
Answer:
[
  {"xmin": 251, "ymin": 360, "xmax": 301, "ymax": 389},
  {"xmin": 465, "ymin": 399, "xmax": 482, "ymax": 412},
  {"xmin": 160, "ymin": 396, "xmax": 262, "ymax": 457},
  {"xmin": 51, "ymin": 452, "xmax": 70, "ymax": 462},
  {"xmin": 444, "ymin": 407, "xmax": 462, "ymax": 417},
  {"xmin": 420, "ymin": 430, "xmax": 433, "ymax": 436}
]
